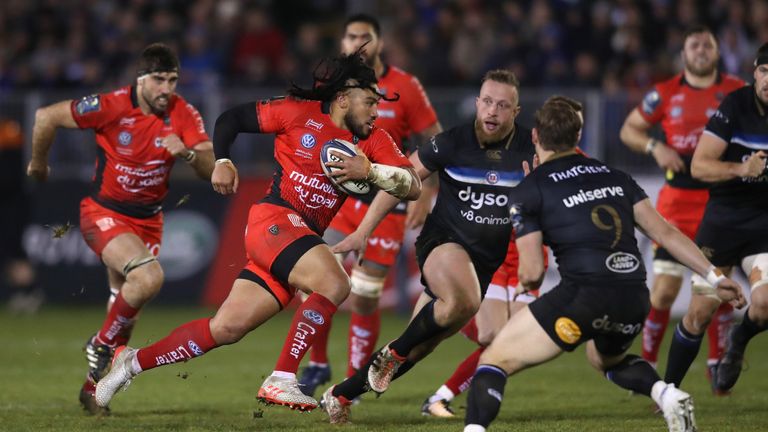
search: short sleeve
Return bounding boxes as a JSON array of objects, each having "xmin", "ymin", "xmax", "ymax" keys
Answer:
[
  {"xmin": 254, "ymin": 97, "xmax": 290, "ymax": 134},
  {"xmin": 417, "ymin": 132, "xmax": 452, "ymax": 172},
  {"xmin": 177, "ymin": 101, "xmax": 210, "ymax": 148},
  {"xmin": 509, "ymin": 176, "xmax": 542, "ymax": 238},
  {"xmin": 403, "ymin": 76, "xmax": 438, "ymax": 134},
  {"xmin": 637, "ymin": 86, "xmax": 665, "ymax": 125},
  {"xmin": 362, "ymin": 129, "xmax": 411, "ymax": 167},
  {"xmin": 703, "ymin": 93, "xmax": 737, "ymax": 143},
  {"xmin": 621, "ymin": 171, "xmax": 649, "ymax": 204},
  {"xmin": 70, "ymin": 93, "xmax": 121, "ymax": 129}
]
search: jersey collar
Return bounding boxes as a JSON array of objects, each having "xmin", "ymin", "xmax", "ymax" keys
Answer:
[
  {"xmin": 679, "ymin": 72, "xmax": 722, "ymax": 89},
  {"xmin": 542, "ymin": 149, "xmax": 580, "ymax": 165}
]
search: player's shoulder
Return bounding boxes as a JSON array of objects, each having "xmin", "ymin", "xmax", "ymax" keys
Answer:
[
  {"xmin": 262, "ymin": 96, "xmax": 319, "ymax": 120},
  {"xmin": 654, "ymin": 73, "xmax": 685, "ymax": 95},
  {"xmin": 382, "ymin": 65, "xmax": 423, "ymax": 87},
  {"xmin": 168, "ymin": 93, "xmax": 200, "ymax": 114},
  {"xmin": 640, "ymin": 76, "xmax": 680, "ymax": 115},
  {"xmin": 443, "ymin": 122, "xmax": 473, "ymax": 139},
  {"xmin": 719, "ymin": 84, "xmax": 752, "ymax": 107},
  {"xmin": 100, "ymin": 86, "xmax": 133, "ymax": 107},
  {"xmin": 719, "ymin": 73, "xmax": 747, "ymax": 90},
  {"xmin": 73, "ymin": 86, "xmax": 131, "ymax": 117},
  {"xmin": 368, "ymin": 126, "xmax": 397, "ymax": 145},
  {"xmin": 383, "ymin": 65, "xmax": 411, "ymax": 81},
  {"xmin": 434, "ymin": 122, "xmax": 471, "ymax": 147},
  {"xmin": 514, "ymin": 122, "xmax": 533, "ymax": 143}
]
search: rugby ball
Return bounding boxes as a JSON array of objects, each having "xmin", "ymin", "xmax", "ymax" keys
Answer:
[{"xmin": 320, "ymin": 138, "xmax": 371, "ymax": 195}]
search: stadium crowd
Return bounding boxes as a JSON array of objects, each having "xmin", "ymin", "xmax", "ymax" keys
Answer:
[{"xmin": 1, "ymin": 0, "xmax": 767, "ymax": 92}]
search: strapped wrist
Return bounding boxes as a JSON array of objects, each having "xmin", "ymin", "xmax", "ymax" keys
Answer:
[
  {"xmin": 367, "ymin": 163, "xmax": 413, "ymax": 199},
  {"xmin": 645, "ymin": 138, "xmax": 657, "ymax": 154},
  {"xmin": 704, "ymin": 265, "xmax": 726, "ymax": 288},
  {"xmin": 182, "ymin": 150, "xmax": 196, "ymax": 163}
]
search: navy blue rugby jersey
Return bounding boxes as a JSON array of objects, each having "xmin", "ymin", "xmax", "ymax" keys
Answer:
[
  {"xmin": 418, "ymin": 122, "xmax": 533, "ymax": 268},
  {"xmin": 511, "ymin": 152, "xmax": 648, "ymax": 284},
  {"xmin": 702, "ymin": 85, "xmax": 768, "ymax": 229}
]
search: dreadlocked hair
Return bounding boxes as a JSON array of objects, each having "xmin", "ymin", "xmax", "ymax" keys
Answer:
[{"xmin": 288, "ymin": 46, "xmax": 399, "ymax": 102}]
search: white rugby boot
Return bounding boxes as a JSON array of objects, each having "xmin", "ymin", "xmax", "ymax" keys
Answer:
[
  {"xmin": 653, "ymin": 382, "xmax": 697, "ymax": 432},
  {"xmin": 367, "ymin": 345, "xmax": 405, "ymax": 394},
  {"xmin": 321, "ymin": 386, "xmax": 351, "ymax": 424},
  {"xmin": 257, "ymin": 374, "xmax": 318, "ymax": 412},
  {"xmin": 95, "ymin": 346, "xmax": 137, "ymax": 407}
]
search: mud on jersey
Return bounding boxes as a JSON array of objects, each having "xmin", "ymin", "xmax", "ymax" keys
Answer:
[
  {"xmin": 71, "ymin": 86, "xmax": 209, "ymax": 217},
  {"xmin": 255, "ymin": 97, "xmax": 412, "ymax": 234},
  {"xmin": 512, "ymin": 153, "xmax": 648, "ymax": 283},
  {"xmin": 638, "ymin": 73, "xmax": 744, "ymax": 189},
  {"xmin": 418, "ymin": 122, "xmax": 533, "ymax": 269}
]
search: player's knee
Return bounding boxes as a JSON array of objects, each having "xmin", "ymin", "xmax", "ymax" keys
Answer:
[
  {"xmin": 683, "ymin": 308, "xmax": 713, "ymax": 335},
  {"xmin": 210, "ymin": 320, "xmax": 249, "ymax": 345},
  {"xmin": 313, "ymin": 273, "xmax": 351, "ymax": 305},
  {"xmin": 476, "ymin": 328, "xmax": 498, "ymax": 347},
  {"xmin": 651, "ymin": 288, "xmax": 678, "ymax": 309},
  {"xmin": 750, "ymin": 287, "xmax": 768, "ymax": 314},
  {"xmin": 444, "ymin": 295, "xmax": 480, "ymax": 324},
  {"xmin": 349, "ymin": 270, "xmax": 385, "ymax": 311},
  {"xmin": 126, "ymin": 258, "xmax": 164, "ymax": 294}
]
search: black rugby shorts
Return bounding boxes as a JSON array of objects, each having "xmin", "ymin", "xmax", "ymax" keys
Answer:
[{"xmin": 529, "ymin": 279, "xmax": 649, "ymax": 356}]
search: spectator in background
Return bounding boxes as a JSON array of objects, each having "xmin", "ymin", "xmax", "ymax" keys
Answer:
[
  {"xmin": 0, "ymin": 118, "xmax": 43, "ymax": 314},
  {"xmin": 230, "ymin": 6, "xmax": 285, "ymax": 84}
]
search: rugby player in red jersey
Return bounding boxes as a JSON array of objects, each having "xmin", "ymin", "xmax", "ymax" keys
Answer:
[
  {"xmin": 619, "ymin": 25, "xmax": 744, "ymax": 390},
  {"xmin": 27, "ymin": 43, "xmax": 215, "ymax": 414},
  {"xmin": 94, "ymin": 50, "xmax": 421, "ymax": 413},
  {"xmin": 299, "ymin": 14, "xmax": 442, "ymax": 396}
]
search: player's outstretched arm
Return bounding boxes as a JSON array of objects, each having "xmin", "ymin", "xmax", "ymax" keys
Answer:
[
  {"xmin": 515, "ymin": 231, "xmax": 545, "ymax": 292},
  {"xmin": 633, "ymin": 198, "xmax": 746, "ymax": 308},
  {"xmin": 692, "ymin": 132, "xmax": 767, "ymax": 181},
  {"xmin": 27, "ymin": 100, "xmax": 79, "ymax": 181},
  {"xmin": 332, "ymin": 151, "xmax": 430, "ymax": 259}
]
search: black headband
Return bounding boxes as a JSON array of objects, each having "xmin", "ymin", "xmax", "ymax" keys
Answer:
[{"xmin": 755, "ymin": 55, "xmax": 768, "ymax": 67}]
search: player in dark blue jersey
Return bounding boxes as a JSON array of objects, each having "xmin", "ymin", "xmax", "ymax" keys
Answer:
[
  {"xmin": 667, "ymin": 42, "xmax": 768, "ymax": 393},
  {"xmin": 320, "ymin": 70, "xmax": 533, "ymax": 424},
  {"xmin": 463, "ymin": 100, "xmax": 745, "ymax": 432}
]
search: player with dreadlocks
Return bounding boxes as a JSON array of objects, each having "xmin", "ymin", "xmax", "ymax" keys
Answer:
[{"xmin": 94, "ymin": 49, "xmax": 421, "ymax": 413}]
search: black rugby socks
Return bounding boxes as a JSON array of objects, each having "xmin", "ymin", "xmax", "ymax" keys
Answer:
[
  {"xmin": 389, "ymin": 299, "xmax": 446, "ymax": 357},
  {"xmin": 664, "ymin": 322, "xmax": 703, "ymax": 387},
  {"xmin": 465, "ymin": 364, "xmax": 507, "ymax": 429},
  {"xmin": 605, "ymin": 354, "xmax": 659, "ymax": 396},
  {"xmin": 729, "ymin": 308, "xmax": 766, "ymax": 352}
]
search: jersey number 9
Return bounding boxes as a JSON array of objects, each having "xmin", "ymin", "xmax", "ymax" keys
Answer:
[{"xmin": 591, "ymin": 204, "xmax": 622, "ymax": 249}]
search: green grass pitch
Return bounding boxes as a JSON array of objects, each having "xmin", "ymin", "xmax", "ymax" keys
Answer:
[{"xmin": 2, "ymin": 306, "xmax": 767, "ymax": 431}]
